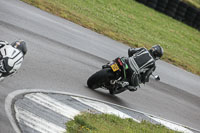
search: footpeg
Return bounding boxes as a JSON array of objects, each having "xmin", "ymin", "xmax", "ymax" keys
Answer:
[{"xmin": 116, "ymin": 81, "xmax": 129, "ymax": 88}]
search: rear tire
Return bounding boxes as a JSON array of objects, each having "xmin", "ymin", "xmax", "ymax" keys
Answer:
[{"xmin": 87, "ymin": 68, "xmax": 114, "ymax": 90}]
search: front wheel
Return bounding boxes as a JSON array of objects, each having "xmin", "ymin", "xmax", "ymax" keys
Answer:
[{"xmin": 87, "ymin": 68, "xmax": 114, "ymax": 89}]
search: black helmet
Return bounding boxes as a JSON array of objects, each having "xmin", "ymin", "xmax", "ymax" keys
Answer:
[
  {"xmin": 11, "ymin": 40, "xmax": 27, "ymax": 55},
  {"xmin": 149, "ymin": 45, "xmax": 163, "ymax": 60}
]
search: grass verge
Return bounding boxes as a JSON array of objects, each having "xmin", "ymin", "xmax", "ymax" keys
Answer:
[
  {"xmin": 66, "ymin": 112, "xmax": 180, "ymax": 133},
  {"xmin": 183, "ymin": 0, "xmax": 200, "ymax": 9},
  {"xmin": 21, "ymin": 0, "xmax": 200, "ymax": 75}
]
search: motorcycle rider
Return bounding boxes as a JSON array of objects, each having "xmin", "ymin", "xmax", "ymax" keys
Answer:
[
  {"xmin": 110, "ymin": 45, "xmax": 163, "ymax": 94},
  {"xmin": 0, "ymin": 40, "xmax": 27, "ymax": 81}
]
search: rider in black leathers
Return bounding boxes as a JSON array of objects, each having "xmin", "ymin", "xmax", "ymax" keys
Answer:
[{"xmin": 111, "ymin": 45, "xmax": 164, "ymax": 94}]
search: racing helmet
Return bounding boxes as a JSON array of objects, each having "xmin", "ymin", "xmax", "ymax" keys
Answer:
[
  {"xmin": 11, "ymin": 40, "xmax": 27, "ymax": 56},
  {"xmin": 149, "ymin": 45, "xmax": 164, "ymax": 60}
]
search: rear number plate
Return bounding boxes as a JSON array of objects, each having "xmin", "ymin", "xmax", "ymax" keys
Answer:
[{"xmin": 111, "ymin": 63, "xmax": 119, "ymax": 72}]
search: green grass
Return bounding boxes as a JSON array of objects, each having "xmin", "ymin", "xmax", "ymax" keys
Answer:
[
  {"xmin": 21, "ymin": 0, "xmax": 200, "ymax": 75},
  {"xmin": 183, "ymin": 0, "xmax": 200, "ymax": 8},
  {"xmin": 66, "ymin": 112, "xmax": 180, "ymax": 133}
]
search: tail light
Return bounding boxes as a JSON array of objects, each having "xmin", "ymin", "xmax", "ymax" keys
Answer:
[{"xmin": 117, "ymin": 58, "xmax": 123, "ymax": 66}]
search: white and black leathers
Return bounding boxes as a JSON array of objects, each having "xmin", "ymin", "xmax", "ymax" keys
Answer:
[{"xmin": 0, "ymin": 41, "xmax": 24, "ymax": 81}]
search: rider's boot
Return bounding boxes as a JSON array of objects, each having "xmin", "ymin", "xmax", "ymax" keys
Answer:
[{"xmin": 116, "ymin": 81, "xmax": 129, "ymax": 88}]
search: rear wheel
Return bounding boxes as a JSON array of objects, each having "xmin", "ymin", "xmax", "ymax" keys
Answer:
[{"xmin": 87, "ymin": 68, "xmax": 114, "ymax": 89}]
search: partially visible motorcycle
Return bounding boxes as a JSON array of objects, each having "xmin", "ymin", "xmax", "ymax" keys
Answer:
[{"xmin": 87, "ymin": 57, "xmax": 160, "ymax": 94}]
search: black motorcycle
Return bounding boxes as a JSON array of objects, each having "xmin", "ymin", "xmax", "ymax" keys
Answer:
[
  {"xmin": 87, "ymin": 57, "xmax": 160, "ymax": 94},
  {"xmin": 87, "ymin": 57, "xmax": 132, "ymax": 94}
]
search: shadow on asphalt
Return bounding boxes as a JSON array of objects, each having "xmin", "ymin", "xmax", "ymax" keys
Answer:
[{"xmin": 84, "ymin": 85, "xmax": 130, "ymax": 107}]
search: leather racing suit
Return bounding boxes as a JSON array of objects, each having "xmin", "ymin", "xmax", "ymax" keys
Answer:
[{"xmin": 112, "ymin": 47, "xmax": 156, "ymax": 94}]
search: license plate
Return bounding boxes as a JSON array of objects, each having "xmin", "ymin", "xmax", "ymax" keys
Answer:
[{"xmin": 111, "ymin": 63, "xmax": 119, "ymax": 72}]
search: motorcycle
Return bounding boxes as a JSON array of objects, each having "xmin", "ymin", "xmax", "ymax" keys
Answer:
[
  {"xmin": 87, "ymin": 57, "xmax": 131, "ymax": 94},
  {"xmin": 87, "ymin": 57, "xmax": 160, "ymax": 94}
]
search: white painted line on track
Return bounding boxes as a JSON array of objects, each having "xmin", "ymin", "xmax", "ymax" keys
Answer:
[
  {"xmin": 25, "ymin": 93, "xmax": 80, "ymax": 119},
  {"xmin": 72, "ymin": 96, "xmax": 140, "ymax": 123},
  {"xmin": 150, "ymin": 117, "xmax": 193, "ymax": 133},
  {"xmin": 6, "ymin": 89, "xmax": 199, "ymax": 133},
  {"xmin": 15, "ymin": 106, "xmax": 65, "ymax": 133}
]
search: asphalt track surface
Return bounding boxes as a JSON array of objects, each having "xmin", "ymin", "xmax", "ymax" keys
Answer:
[{"xmin": 0, "ymin": 0, "xmax": 200, "ymax": 132}]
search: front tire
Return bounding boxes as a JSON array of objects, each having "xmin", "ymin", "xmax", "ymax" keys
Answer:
[{"xmin": 87, "ymin": 68, "xmax": 114, "ymax": 89}]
